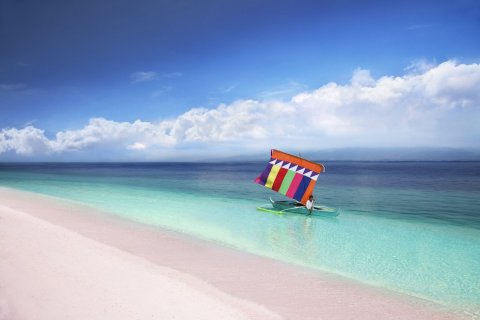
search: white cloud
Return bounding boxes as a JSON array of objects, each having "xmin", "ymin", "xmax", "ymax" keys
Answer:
[
  {"xmin": 407, "ymin": 24, "xmax": 433, "ymax": 31},
  {"xmin": 223, "ymin": 83, "xmax": 239, "ymax": 93},
  {"xmin": 128, "ymin": 142, "xmax": 147, "ymax": 150},
  {"xmin": 152, "ymin": 86, "xmax": 173, "ymax": 97},
  {"xmin": 160, "ymin": 72, "xmax": 183, "ymax": 78},
  {"xmin": 350, "ymin": 68, "xmax": 375, "ymax": 87},
  {"xmin": 130, "ymin": 71, "xmax": 157, "ymax": 83},
  {"xmin": 130, "ymin": 71, "xmax": 182, "ymax": 83},
  {"xmin": 0, "ymin": 126, "xmax": 52, "ymax": 155},
  {"xmin": 17, "ymin": 61, "xmax": 32, "ymax": 67},
  {"xmin": 258, "ymin": 81, "xmax": 308, "ymax": 99},
  {"xmin": 404, "ymin": 59, "xmax": 436, "ymax": 74},
  {"xmin": 1, "ymin": 60, "xmax": 479, "ymax": 159},
  {"xmin": 0, "ymin": 83, "xmax": 26, "ymax": 91}
]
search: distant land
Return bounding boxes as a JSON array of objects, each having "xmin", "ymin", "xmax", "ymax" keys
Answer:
[
  {"xmin": 214, "ymin": 148, "xmax": 480, "ymax": 162},
  {"xmin": 309, "ymin": 147, "xmax": 480, "ymax": 162},
  {"xmin": 1, "ymin": 147, "xmax": 480, "ymax": 163}
]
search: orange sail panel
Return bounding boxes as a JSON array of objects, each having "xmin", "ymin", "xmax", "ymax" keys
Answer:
[{"xmin": 254, "ymin": 149, "xmax": 324, "ymax": 204}]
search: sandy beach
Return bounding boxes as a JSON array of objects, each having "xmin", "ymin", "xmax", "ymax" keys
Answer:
[{"xmin": 0, "ymin": 187, "xmax": 465, "ymax": 320}]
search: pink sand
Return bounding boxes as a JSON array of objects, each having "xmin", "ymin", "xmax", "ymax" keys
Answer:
[{"xmin": 0, "ymin": 187, "xmax": 465, "ymax": 319}]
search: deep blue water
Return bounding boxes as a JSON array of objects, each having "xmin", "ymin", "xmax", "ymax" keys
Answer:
[
  {"xmin": 0, "ymin": 161, "xmax": 479, "ymax": 311},
  {"xmin": 2, "ymin": 161, "xmax": 478, "ymax": 227}
]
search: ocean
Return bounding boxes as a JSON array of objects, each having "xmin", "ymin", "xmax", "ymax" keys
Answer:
[{"xmin": 0, "ymin": 161, "xmax": 479, "ymax": 313}]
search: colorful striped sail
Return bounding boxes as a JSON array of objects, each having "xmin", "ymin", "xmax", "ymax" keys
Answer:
[{"xmin": 254, "ymin": 149, "xmax": 325, "ymax": 204}]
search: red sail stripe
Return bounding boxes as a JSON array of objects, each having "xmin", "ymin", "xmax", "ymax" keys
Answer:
[{"xmin": 272, "ymin": 167, "xmax": 288, "ymax": 192}]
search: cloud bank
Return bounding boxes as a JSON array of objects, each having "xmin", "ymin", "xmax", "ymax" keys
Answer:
[{"xmin": 1, "ymin": 61, "xmax": 479, "ymax": 160}]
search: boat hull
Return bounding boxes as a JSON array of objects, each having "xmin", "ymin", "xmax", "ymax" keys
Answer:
[{"xmin": 256, "ymin": 198, "xmax": 339, "ymax": 217}]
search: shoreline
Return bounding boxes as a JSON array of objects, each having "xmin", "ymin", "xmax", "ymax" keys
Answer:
[{"xmin": 0, "ymin": 187, "xmax": 467, "ymax": 319}]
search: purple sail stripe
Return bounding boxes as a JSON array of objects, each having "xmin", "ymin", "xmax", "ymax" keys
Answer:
[{"xmin": 254, "ymin": 163, "xmax": 273, "ymax": 186}]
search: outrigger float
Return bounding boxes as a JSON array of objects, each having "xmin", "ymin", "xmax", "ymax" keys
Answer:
[{"xmin": 254, "ymin": 149, "xmax": 339, "ymax": 217}]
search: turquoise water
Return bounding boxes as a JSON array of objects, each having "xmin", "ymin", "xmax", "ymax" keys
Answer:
[{"xmin": 0, "ymin": 162, "xmax": 479, "ymax": 312}]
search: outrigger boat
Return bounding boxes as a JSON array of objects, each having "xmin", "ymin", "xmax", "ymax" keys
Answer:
[
  {"xmin": 254, "ymin": 149, "xmax": 339, "ymax": 217},
  {"xmin": 258, "ymin": 197, "xmax": 339, "ymax": 217}
]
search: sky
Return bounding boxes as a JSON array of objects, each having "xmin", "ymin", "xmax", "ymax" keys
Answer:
[{"xmin": 1, "ymin": 0, "xmax": 479, "ymax": 161}]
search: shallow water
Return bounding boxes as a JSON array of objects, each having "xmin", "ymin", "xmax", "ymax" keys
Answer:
[{"xmin": 1, "ymin": 161, "xmax": 479, "ymax": 311}]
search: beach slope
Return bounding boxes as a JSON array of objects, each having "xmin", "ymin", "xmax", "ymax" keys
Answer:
[
  {"xmin": 0, "ymin": 203, "xmax": 279, "ymax": 320},
  {"xmin": 0, "ymin": 188, "xmax": 465, "ymax": 319}
]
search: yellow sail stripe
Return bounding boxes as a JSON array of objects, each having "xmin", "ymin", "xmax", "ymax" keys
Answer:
[{"xmin": 265, "ymin": 164, "xmax": 280, "ymax": 189}]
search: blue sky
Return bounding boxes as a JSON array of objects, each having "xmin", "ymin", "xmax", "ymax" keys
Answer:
[{"xmin": 1, "ymin": 0, "xmax": 479, "ymax": 160}]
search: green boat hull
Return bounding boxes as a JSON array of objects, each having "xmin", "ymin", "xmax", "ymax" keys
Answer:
[{"xmin": 257, "ymin": 198, "xmax": 339, "ymax": 217}]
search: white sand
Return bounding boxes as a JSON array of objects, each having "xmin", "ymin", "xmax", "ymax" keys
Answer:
[
  {"xmin": 0, "ymin": 188, "xmax": 465, "ymax": 319},
  {"xmin": 0, "ymin": 204, "xmax": 279, "ymax": 320}
]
